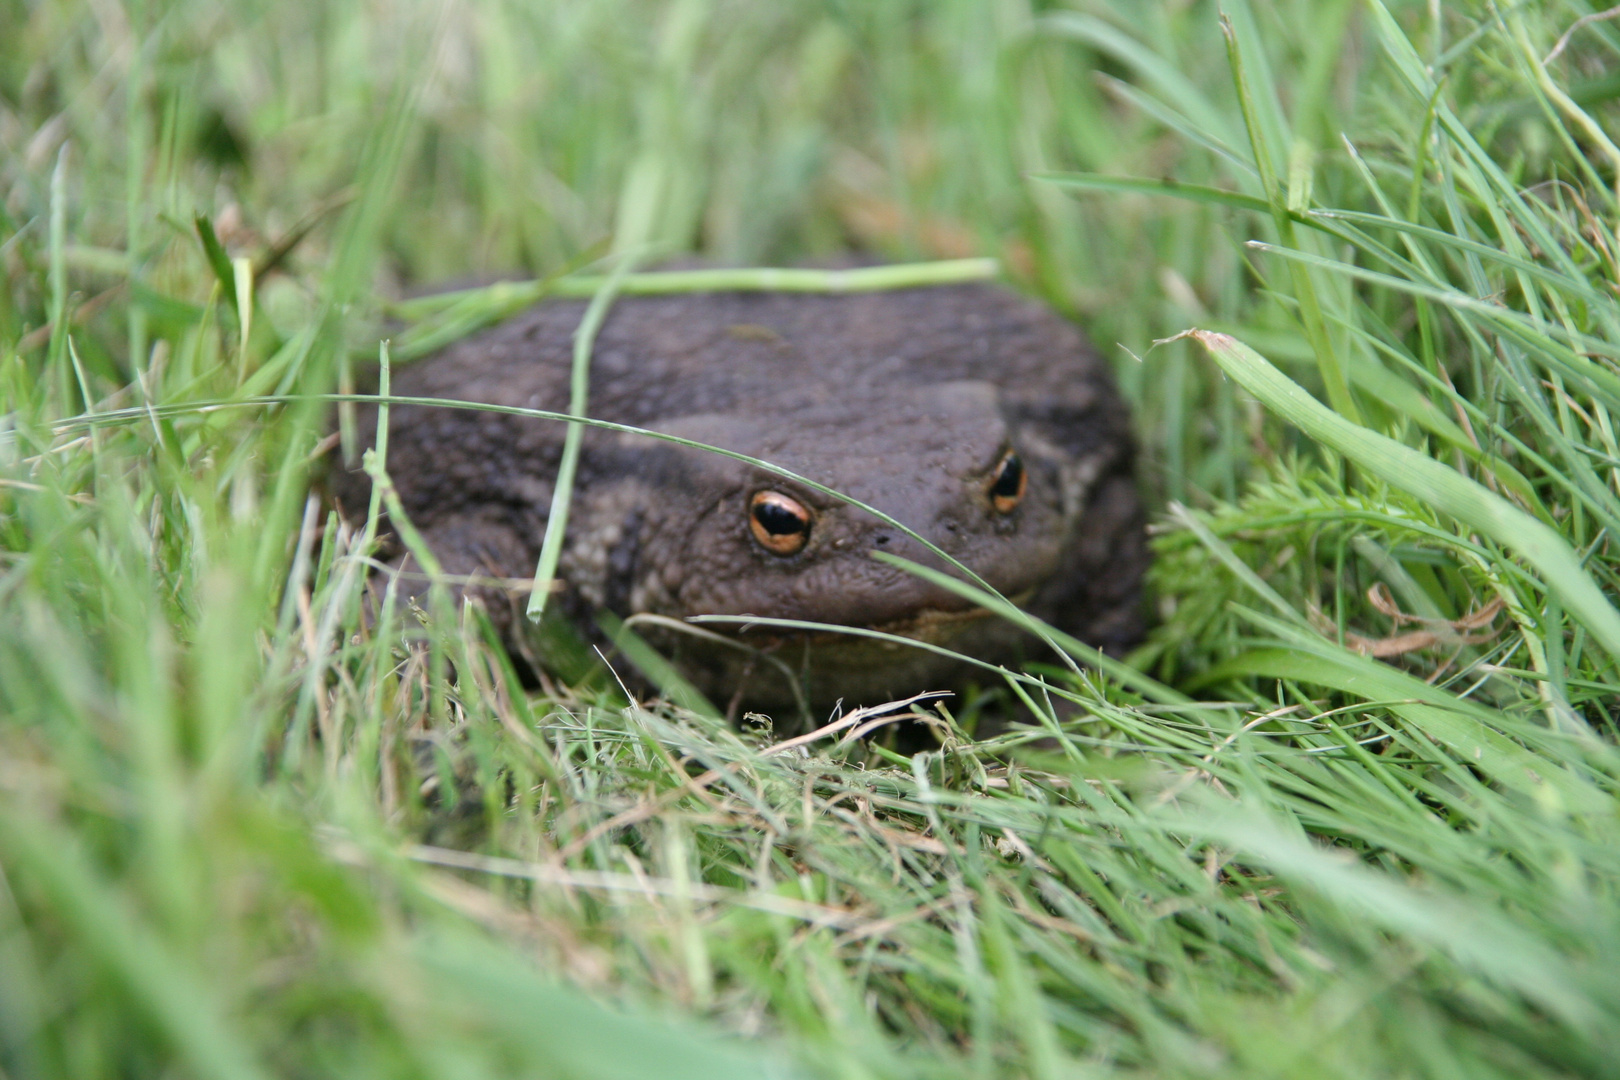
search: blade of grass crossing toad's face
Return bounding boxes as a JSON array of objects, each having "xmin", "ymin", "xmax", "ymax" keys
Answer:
[
  {"xmin": 1189, "ymin": 329, "xmax": 1620, "ymax": 665},
  {"xmin": 53, "ymin": 390, "xmax": 1019, "ymax": 613},
  {"xmin": 360, "ymin": 340, "xmax": 390, "ymax": 557},
  {"xmin": 863, "ymin": 553, "xmax": 1191, "ymax": 706},
  {"xmin": 528, "ymin": 253, "xmax": 639, "ymax": 621}
]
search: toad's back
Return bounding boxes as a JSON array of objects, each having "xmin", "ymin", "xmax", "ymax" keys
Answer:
[{"xmin": 340, "ymin": 283, "xmax": 1146, "ymax": 711}]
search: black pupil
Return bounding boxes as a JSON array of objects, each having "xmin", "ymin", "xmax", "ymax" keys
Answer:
[
  {"xmin": 991, "ymin": 454, "xmax": 1024, "ymax": 498},
  {"xmin": 754, "ymin": 501, "xmax": 807, "ymax": 536}
]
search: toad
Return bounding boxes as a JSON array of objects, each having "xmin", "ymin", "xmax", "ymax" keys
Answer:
[{"xmin": 336, "ymin": 281, "xmax": 1146, "ymax": 713}]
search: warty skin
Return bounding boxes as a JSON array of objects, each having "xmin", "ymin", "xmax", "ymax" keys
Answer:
[{"xmin": 335, "ymin": 282, "xmax": 1146, "ymax": 714}]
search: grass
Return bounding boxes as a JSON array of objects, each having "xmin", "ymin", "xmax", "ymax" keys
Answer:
[{"xmin": 4, "ymin": 0, "xmax": 1620, "ymax": 1076}]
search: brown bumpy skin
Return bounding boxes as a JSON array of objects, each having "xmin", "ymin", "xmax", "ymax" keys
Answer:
[{"xmin": 332, "ymin": 282, "xmax": 1147, "ymax": 715}]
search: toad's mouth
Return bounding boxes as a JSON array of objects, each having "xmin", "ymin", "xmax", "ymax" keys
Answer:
[
  {"xmin": 653, "ymin": 587, "xmax": 1050, "ymax": 711},
  {"xmin": 696, "ymin": 587, "xmax": 1038, "ymax": 651}
]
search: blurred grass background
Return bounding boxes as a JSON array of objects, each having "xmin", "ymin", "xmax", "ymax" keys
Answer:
[{"xmin": 5, "ymin": 0, "xmax": 1620, "ymax": 1077}]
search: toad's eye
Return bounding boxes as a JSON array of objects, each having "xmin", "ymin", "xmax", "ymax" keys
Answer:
[
  {"xmin": 749, "ymin": 491, "xmax": 813, "ymax": 555},
  {"xmin": 988, "ymin": 450, "xmax": 1027, "ymax": 514}
]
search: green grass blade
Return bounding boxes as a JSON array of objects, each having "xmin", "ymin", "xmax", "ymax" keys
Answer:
[
  {"xmin": 1035, "ymin": 12, "xmax": 1237, "ymax": 147},
  {"xmin": 1037, "ymin": 173, "xmax": 1272, "ymax": 214},
  {"xmin": 0, "ymin": 813, "xmax": 274, "ymax": 1080},
  {"xmin": 1188, "ymin": 329, "xmax": 1620, "ymax": 664},
  {"xmin": 1220, "ymin": 12, "xmax": 1358, "ymax": 424},
  {"xmin": 391, "ymin": 259, "xmax": 1001, "ymax": 322},
  {"xmin": 1197, "ymin": 640, "xmax": 1607, "ymax": 811},
  {"xmin": 415, "ymin": 932, "xmax": 800, "ymax": 1080},
  {"xmin": 1189, "ymin": 806, "xmax": 1609, "ymax": 1041},
  {"xmin": 528, "ymin": 255, "xmax": 637, "ymax": 621}
]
